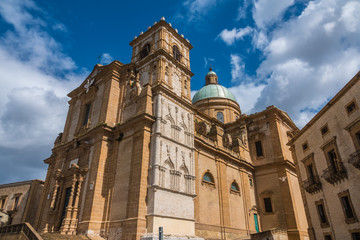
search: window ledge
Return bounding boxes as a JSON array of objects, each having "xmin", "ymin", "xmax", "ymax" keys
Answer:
[
  {"xmin": 202, "ymin": 180, "xmax": 215, "ymax": 189},
  {"xmin": 230, "ymin": 189, "xmax": 241, "ymax": 196},
  {"xmin": 345, "ymin": 218, "xmax": 358, "ymax": 224},
  {"xmin": 320, "ymin": 223, "xmax": 330, "ymax": 228}
]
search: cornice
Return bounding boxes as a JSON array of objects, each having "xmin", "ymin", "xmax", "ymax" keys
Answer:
[
  {"xmin": 129, "ymin": 20, "xmax": 193, "ymax": 49},
  {"xmin": 194, "ymin": 136, "xmax": 254, "ymax": 171},
  {"xmin": 254, "ymin": 159, "xmax": 296, "ymax": 172},
  {"xmin": 114, "ymin": 113, "xmax": 155, "ymax": 133}
]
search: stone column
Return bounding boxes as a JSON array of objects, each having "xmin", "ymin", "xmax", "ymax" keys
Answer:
[
  {"xmin": 60, "ymin": 174, "xmax": 77, "ymax": 234},
  {"xmin": 50, "ymin": 179, "xmax": 59, "ymax": 209},
  {"xmin": 69, "ymin": 175, "xmax": 83, "ymax": 235}
]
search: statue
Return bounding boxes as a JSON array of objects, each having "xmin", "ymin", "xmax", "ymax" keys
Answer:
[{"xmin": 127, "ymin": 69, "xmax": 142, "ymax": 100}]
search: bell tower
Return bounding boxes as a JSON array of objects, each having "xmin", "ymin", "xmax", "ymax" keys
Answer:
[
  {"xmin": 129, "ymin": 17, "xmax": 193, "ymax": 101},
  {"xmin": 130, "ymin": 18, "xmax": 199, "ymax": 239}
]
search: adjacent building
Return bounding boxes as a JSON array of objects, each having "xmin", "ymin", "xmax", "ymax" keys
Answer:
[
  {"xmin": 34, "ymin": 18, "xmax": 309, "ymax": 240},
  {"xmin": 289, "ymin": 72, "xmax": 360, "ymax": 240},
  {"xmin": 0, "ymin": 180, "xmax": 44, "ymax": 226}
]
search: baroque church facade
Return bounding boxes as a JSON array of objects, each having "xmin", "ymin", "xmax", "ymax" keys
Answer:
[{"xmin": 34, "ymin": 18, "xmax": 309, "ymax": 240}]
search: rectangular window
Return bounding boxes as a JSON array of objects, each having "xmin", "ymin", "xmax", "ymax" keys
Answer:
[
  {"xmin": 347, "ymin": 102, "xmax": 356, "ymax": 114},
  {"xmin": 315, "ymin": 200, "xmax": 329, "ymax": 228},
  {"xmin": 302, "ymin": 142, "xmax": 308, "ymax": 151},
  {"xmin": 324, "ymin": 235, "xmax": 332, "ymax": 240},
  {"xmin": 352, "ymin": 232, "xmax": 360, "ymax": 240},
  {"xmin": 255, "ymin": 141, "xmax": 263, "ymax": 157},
  {"xmin": 14, "ymin": 196, "xmax": 20, "ymax": 210},
  {"xmin": 341, "ymin": 196, "xmax": 355, "ymax": 219},
  {"xmin": 327, "ymin": 150, "xmax": 338, "ymax": 170},
  {"xmin": 321, "ymin": 125, "xmax": 329, "ymax": 135},
  {"xmin": 1, "ymin": 198, "xmax": 6, "ymax": 209},
  {"xmin": 83, "ymin": 103, "xmax": 91, "ymax": 126},
  {"xmin": 249, "ymin": 178, "xmax": 253, "ymax": 188},
  {"xmin": 356, "ymin": 131, "xmax": 360, "ymax": 146},
  {"xmin": 307, "ymin": 164, "xmax": 315, "ymax": 180},
  {"xmin": 317, "ymin": 204, "xmax": 328, "ymax": 224},
  {"xmin": 338, "ymin": 190, "xmax": 357, "ymax": 224},
  {"xmin": 345, "ymin": 99, "xmax": 358, "ymax": 115},
  {"xmin": 264, "ymin": 197, "xmax": 273, "ymax": 212}
]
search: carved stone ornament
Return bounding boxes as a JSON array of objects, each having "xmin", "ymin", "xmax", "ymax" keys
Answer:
[
  {"xmin": 195, "ymin": 121, "xmax": 210, "ymax": 136},
  {"xmin": 54, "ymin": 132, "xmax": 63, "ymax": 145},
  {"xmin": 240, "ymin": 128, "xmax": 248, "ymax": 147},
  {"xmin": 223, "ymin": 133, "xmax": 232, "ymax": 148},
  {"xmin": 84, "ymin": 78, "xmax": 95, "ymax": 93},
  {"xmin": 127, "ymin": 69, "xmax": 142, "ymax": 100}
]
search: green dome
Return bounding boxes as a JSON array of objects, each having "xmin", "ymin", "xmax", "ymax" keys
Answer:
[{"xmin": 192, "ymin": 84, "xmax": 237, "ymax": 104}]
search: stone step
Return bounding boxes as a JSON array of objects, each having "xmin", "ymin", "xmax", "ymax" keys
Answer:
[{"xmin": 41, "ymin": 233, "xmax": 91, "ymax": 240}]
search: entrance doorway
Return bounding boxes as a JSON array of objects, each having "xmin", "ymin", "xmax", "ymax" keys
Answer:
[
  {"xmin": 60, "ymin": 187, "xmax": 72, "ymax": 227},
  {"xmin": 254, "ymin": 213, "xmax": 259, "ymax": 232}
]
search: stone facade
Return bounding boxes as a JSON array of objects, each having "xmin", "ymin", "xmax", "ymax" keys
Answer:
[
  {"xmin": 35, "ymin": 18, "xmax": 309, "ymax": 240},
  {"xmin": 0, "ymin": 180, "xmax": 44, "ymax": 226},
  {"xmin": 289, "ymin": 72, "xmax": 360, "ymax": 240}
]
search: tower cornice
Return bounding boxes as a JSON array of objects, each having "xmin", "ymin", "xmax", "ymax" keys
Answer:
[{"xmin": 129, "ymin": 19, "xmax": 193, "ymax": 50}]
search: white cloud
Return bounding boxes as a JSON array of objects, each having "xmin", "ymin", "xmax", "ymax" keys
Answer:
[
  {"xmin": 219, "ymin": 27, "xmax": 253, "ymax": 45},
  {"xmin": 191, "ymin": 90, "xmax": 197, "ymax": 99},
  {"xmin": 340, "ymin": 1, "xmax": 360, "ymax": 33},
  {"xmin": 100, "ymin": 53, "xmax": 113, "ymax": 65},
  {"xmin": 252, "ymin": 0, "xmax": 295, "ymax": 29},
  {"xmin": 229, "ymin": 54, "xmax": 266, "ymax": 113},
  {"xmin": 236, "ymin": 0, "xmax": 250, "ymax": 20},
  {"xmin": 230, "ymin": 54, "xmax": 245, "ymax": 82},
  {"xmin": 229, "ymin": 83, "xmax": 266, "ymax": 113},
  {"xmin": 219, "ymin": 0, "xmax": 360, "ymax": 127},
  {"xmin": 182, "ymin": 0, "xmax": 221, "ymax": 22},
  {"xmin": 0, "ymin": 0, "xmax": 85, "ymax": 183},
  {"xmin": 252, "ymin": 30, "xmax": 268, "ymax": 50},
  {"xmin": 252, "ymin": 0, "xmax": 360, "ymax": 127},
  {"xmin": 203, "ymin": 56, "xmax": 215, "ymax": 69}
]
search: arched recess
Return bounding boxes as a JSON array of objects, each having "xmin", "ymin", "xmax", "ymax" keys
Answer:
[
  {"xmin": 179, "ymin": 163, "xmax": 190, "ymax": 193},
  {"xmin": 172, "ymin": 45, "xmax": 181, "ymax": 61},
  {"xmin": 140, "ymin": 43, "xmax": 151, "ymax": 59},
  {"xmin": 165, "ymin": 111, "xmax": 175, "ymax": 125},
  {"xmin": 162, "ymin": 158, "xmax": 175, "ymax": 189}
]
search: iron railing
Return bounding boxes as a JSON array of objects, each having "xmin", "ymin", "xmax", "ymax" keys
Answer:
[
  {"xmin": 321, "ymin": 162, "xmax": 347, "ymax": 184},
  {"xmin": 303, "ymin": 176, "xmax": 322, "ymax": 193}
]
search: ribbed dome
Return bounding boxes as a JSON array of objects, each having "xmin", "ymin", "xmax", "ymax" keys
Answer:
[{"xmin": 192, "ymin": 84, "xmax": 237, "ymax": 104}]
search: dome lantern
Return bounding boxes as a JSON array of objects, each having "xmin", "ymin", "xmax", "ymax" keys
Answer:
[{"xmin": 205, "ymin": 67, "xmax": 218, "ymax": 85}]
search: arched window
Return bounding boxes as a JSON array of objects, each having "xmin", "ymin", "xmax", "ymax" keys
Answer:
[
  {"xmin": 217, "ymin": 112, "xmax": 224, "ymax": 123},
  {"xmin": 140, "ymin": 44, "xmax": 150, "ymax": 59},
  {"xmin": 202, "ymin": 172, "xmax": 215, "ymax": 184},
  {"xmin": 230, "ymin": 181, "xmax": 240, "ymax": 195},
  {"xmin": 173, "ymin": 45, "xmax": 181, "ymax": 61},
  {"xmin": 231, "ymin": 181, "xmax": 240, "ymax": 191}
]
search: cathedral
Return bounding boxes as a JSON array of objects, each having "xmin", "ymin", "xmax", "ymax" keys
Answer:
[{"xmin": 34, "ymin": 18, "xmax": 309, "ymax": 240}]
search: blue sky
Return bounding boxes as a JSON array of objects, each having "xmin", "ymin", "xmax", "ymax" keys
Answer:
[{"xmin": 0, "ymin": 0, "xmax": 360, "ymax": 183}]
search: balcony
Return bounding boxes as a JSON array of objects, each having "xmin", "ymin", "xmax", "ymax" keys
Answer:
[
  {"xmin": 321, "ymin": 162, "xmax": 347, "ymax": 184},
  {"xmin": 349, "ymin": 150, "xmax": 360, "ymax": 169},
  {"xmin": 303, "ymin": 176, "xmax": 322, "ymax": 194}
]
